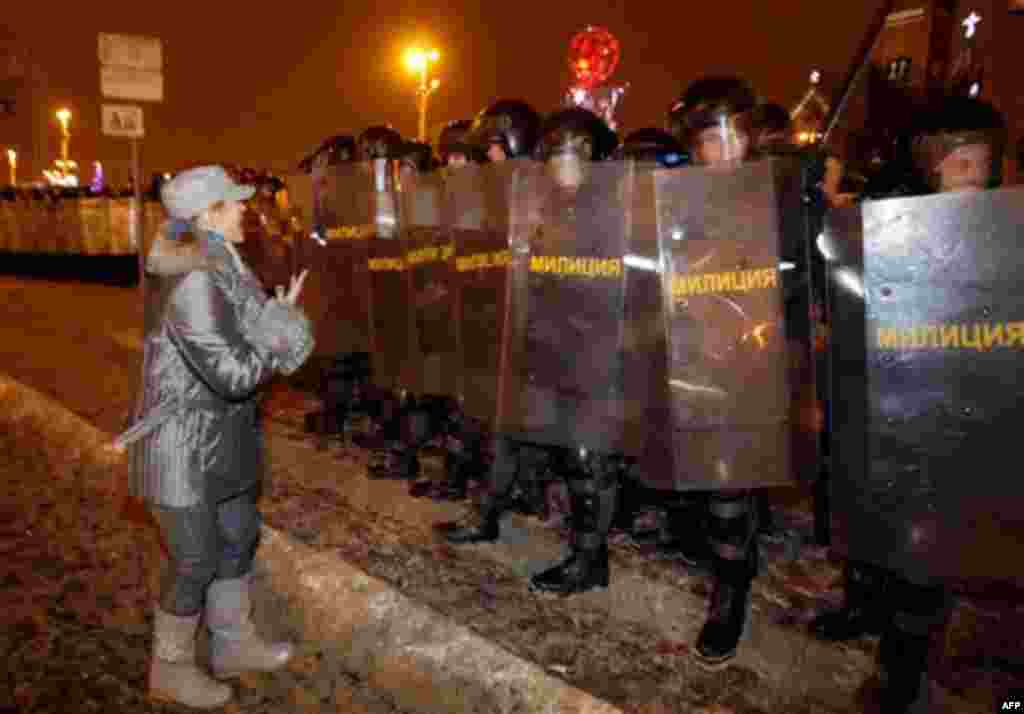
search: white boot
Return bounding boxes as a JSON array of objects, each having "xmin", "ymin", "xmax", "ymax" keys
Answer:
[
  {"xmin": 149, "ymin": 608, "xmax": 233, "ymax": 709},
  {"xmin": 207, "ymin": 575, "xmax": 294, "ymax": 679}
]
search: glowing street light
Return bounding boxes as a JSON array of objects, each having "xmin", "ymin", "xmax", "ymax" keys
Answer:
[
  {"xmin": 46, "ymin": 108, "xmax": 79, "ymax": 186},
  {"xmin": 404, "ymin": 47, "xmax": 441, "ymax": 142},
  {"xmin": 6, "ymin": 149, "xmax": 15, "ymax": 186},
  {"xmin": 55, "ymin": 107, "xmax": 72, "ymax": 162}
]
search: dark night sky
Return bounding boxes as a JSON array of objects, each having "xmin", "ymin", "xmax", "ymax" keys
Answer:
[{"xmin": 6, "ymin": 1, "xmax": 885, "ymax": 183}]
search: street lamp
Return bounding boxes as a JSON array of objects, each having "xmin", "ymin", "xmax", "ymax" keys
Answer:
[
  {"xmin": 6, "ymin": 149, "xmax": 15, "ymax": 186},
  {"xmin": 56, "ymin": 108, "xmax": 71, "ymax": 162},
  {"xmin": 404, "ymin": 47, "xmax": 441, "ymax": 142},
  {"xmin": 49, "ymin": 108, "xmax": 78, "ymax": 186}
]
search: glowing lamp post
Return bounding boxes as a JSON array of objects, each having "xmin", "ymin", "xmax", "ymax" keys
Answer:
[
  {"xmin": 6, "ymin": 149, "xmax": 15, "ymax": 186},
  {"xmin": 404, "ymin": 47, "xmax": 441, "ymax": 142},
  {"xmin": 56, "ymin": 108, "xmax": 71, "ymax": 162},
  {"xmin": 47, "ymin": 108, "xmax": 79, "ymax": 186}
]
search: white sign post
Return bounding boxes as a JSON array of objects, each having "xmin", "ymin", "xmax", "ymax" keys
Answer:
[{"xmin": 99, "ymin": 33, "xmax": 162, "ymax": 291}]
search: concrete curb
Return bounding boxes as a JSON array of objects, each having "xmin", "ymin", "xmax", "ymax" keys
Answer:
[
  {"xmin": 0, "ymin": 373, "xmax": 625, "ymax": 714},
  {"xmin": 260, "ymin": 528, "xmax": 624, "ymax": 714}
]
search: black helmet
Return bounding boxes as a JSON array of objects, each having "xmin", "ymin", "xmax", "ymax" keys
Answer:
[
  {"xmin": 753, "ymin": 102, "xmax": 792, "ymax": 135},
  {"xmin": 398, "ymin": 140, "xmax": 437, "ymax": 173},
  {"xmin": 357, "ymin": 125, "xmax": 404, "ymax": 161},
  {"xmin": 298, "ymin": 134, "xmax": 356, "ymax": 173},
  {"xmin": 467, "ymin": 99, "xmax": 542, "ymax": 160},
  {"xmin": 911, "ymin": 94, "xmax": 1006, "ymax": 190},
  {"xmin": 535, "ymin": 107, "xmax": 619, "ymax": 162},
  {"xmin": 438, "ymin": 119, "xmax": 479, "ymax": 164},
  {"xmin": 666, "ymin": 76, "xmax": 757, "ymax": 150},
  {"xmin": 614, "ymin": 127, "xmax": 688, "ymax": 166},
  {"xmin": 752, "ymin": 102, "xmax": 794, "ymax": 153}
]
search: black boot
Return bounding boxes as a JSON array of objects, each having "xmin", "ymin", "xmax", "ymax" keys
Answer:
[
  {"xmin": 810, "ymin": 561, "xmax": 888, "ymax": 642},
  {"xmin": 370, "ymin": 394, "xmax": 434, "ymax": 480},
  {"xmin": 696, "ymin": 495, "xmax": 758, "ymax": 667},
  {"xmin": 529, "ymin": 467, "xmax": 617, "ymax": 595},
  {"xmin": 529, "ymin": 540, "xmax": 609, "ymax": 595},
  {"xmin": 696, "ymin": 568, "xmax": 753, "ymax": 666},
  {"xmin": 756, "ymin": 495, "xmax": 780, "ymax": 540},
  {"xmin": 655, "ymin": 494, "xmax": 713, "ymax": 570},
  {"xmin": 434, "ymin": 438, "xmax": 518, "ymax": 544},
  {"xmin": 610, "ymin": 476, "xmax": 647, "ymax": 537},
  {"xmin": 874, "ymin": 579, "xmax": 947, "ymax": 714},
  {"xmin": 877, "ymin": 625, "xmax": 930, "ymax": 714}
]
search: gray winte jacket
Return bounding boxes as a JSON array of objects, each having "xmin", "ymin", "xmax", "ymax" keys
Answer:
[{"xmin": 125, "ymin": 228, "xmax": 313, "ymax": 507}]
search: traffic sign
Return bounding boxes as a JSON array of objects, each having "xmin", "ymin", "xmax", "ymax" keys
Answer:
[
  {"xmin": 101, "ymin": 65, "xmax": 163, "ymax": 102},
  {"xmin": 98, "ymin": 34, "xmax": 162, "ymax": 72},
  {"xmin": 99, "ymin": 34, "xmax": 163, "ymax": 102},
  {"xmin": 102, "ymin": 104, "xmax": 144, "ymax": 138}
]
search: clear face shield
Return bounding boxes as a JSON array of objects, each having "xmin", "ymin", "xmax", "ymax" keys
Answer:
[
  {"xmin": 369, "ymin": 158, "xmax": 398, "ymax": 237},
  {"xmin": 544, "ymin": 135, "xmax": 591, "ymax": 190},
  {"xmin": 693, "ymin": 114, "xmax": 750, "ymax": 168},
  {"xmin": 473, "ymin": 116, "xmax": 513, "ymax": 162}
]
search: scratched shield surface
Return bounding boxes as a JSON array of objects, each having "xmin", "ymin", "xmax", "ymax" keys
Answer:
[
  {"xmin": 300, "ymin": 163, "xmax": 373, "ymax": 359},
  {"xmin": 401, "ymin": 170, "xmax": 456, "ymax": 398},
  {"xmin": 497, "ymin": 161, "xmax": 631, "ymax": 453},
  {"xmin": 828, "ymin": 187, "xmax": 1024, "ymax": 584},
  {"xmin": 447, "ymin": 161, "xmax": 517, "ymax": 428},
  {"xmin": 365, "ymin": 160, "xmax": 414, "ymax": 394},
  {"xmin": 637, "ymin": 158, "xmax": 808, "ymax": 491}
]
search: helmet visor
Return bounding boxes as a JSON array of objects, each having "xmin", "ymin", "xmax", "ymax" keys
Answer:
[{"xmin": 693, "ymin": 115, "xmax": 750, "ymax": 166}]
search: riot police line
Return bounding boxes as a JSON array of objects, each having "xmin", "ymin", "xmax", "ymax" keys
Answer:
[{"xmin": 284, "ymin": 81, "xmax": 1019, "ymax": 713}]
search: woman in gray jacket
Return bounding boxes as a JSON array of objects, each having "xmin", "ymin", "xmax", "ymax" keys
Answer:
[{"xmin": 118, "ymin": 165, "xmax": 313, "ymax": 708}]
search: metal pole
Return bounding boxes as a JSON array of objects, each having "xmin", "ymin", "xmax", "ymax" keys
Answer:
[
  {"xmin": 132, "ymin": 137, "xmax": 145, "ymax": 292},
  {"xmin": 821, "ymin": 0, "xmax": 899, "ymax": 146},
  {"xmin": 418, "ymin": 90, "xmax": 428, "ymax": 143}
]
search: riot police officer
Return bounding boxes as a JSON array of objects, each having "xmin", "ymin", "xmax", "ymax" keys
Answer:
[
  {"xmin": 398, "ymin": 140, "xmax": 437, "ymax": 174},
  {"xmin": 522, "ymin": 108, "xmax": 625, "ymax": 595},
  {"xmin": 425, "ymin": 99, "xmax": 547, "ymax": 515},
  {"xmin": 812, "ymin": 93, "xmax": 1007, "ymax": 713},
  {"xmin": 663, "ymin": 76, "xmax": 765, "ymax": 665},
  {"xmin": 466, "ymin": 99, "xmax": 542, "ymax": 163},
  {"xmin": 357, "ymin": 125, "xmax": 404, "ymax": 162},
  {"xmin": 349, "ymin": 125, "xmax": 424, "ymax": 478},
  {"xmin": 437, "ymin": 119, "xmax": 479, "ymax": 169},
  {"xmin": 435, "ymin": 108, "xmax": 620, "ymax": 565},
  {"xmin": 298, "ymin": 134, "xmax": 357, "ymax": 174}
]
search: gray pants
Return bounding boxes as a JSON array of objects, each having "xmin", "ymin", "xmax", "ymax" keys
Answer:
[{"xmin": 150, "ymin": 488, "xmax": 262, "ymax": 616}]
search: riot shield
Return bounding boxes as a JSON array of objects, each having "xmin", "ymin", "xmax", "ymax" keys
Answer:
[
  {"xmin": 621, "ymin": 167, "xmax": 668, "ymax": 462},
  {"xmin": 365, "ymin": 160, "xmax": 415, "ymax": 393},
  {"xmin": 448, "ymin": 161, "xmax": 516, "ymax": 428},
  {"xmin": 401, "ymin": 171, "xmax": 456, "ymax": 398},
  {"xmin": 642, "ymin": 157, "xmax": 815, "ymax": 491},
  {"xmin": 299, "ymin": 163, "xmax": 374, "ymax": 362},
  {"xmin": 497, "ymin": 161, "xmax": 631, "ymax": 453},
  {"xmin": 827, "ymin": 187, "xmax": 1024, "ymax": 585},
  {"xmin": 238, "ymin": 193, "xmax": 293, "ymax": 292}
]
